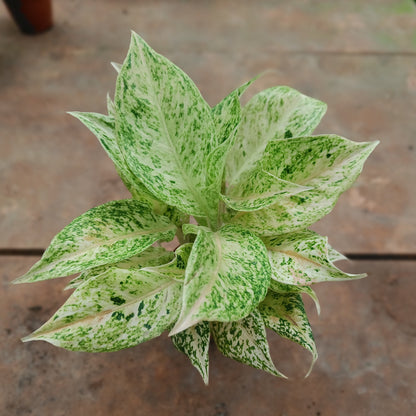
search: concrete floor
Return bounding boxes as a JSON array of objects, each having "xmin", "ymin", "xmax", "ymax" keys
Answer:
[{"xmin": 1, "ymin": 1, "xmax": 415, "ymax": 415}]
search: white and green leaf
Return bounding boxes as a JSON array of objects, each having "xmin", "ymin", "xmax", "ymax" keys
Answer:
[
  {"xmin": 205, "ymin": 79, "xmax": 254, "ymax": 205},
  {"xmin": 221, "ymin": 169, "xmax": 311, "ymax": 212},
  {"xmin": 269, "ymin": 278, "xmax": 321, "ymax": 316},
  {"xmin": 258, "ymin": 291, "xmax": 317, "ymax": 377},
  {"xmin": 225, "ymin": 86, "xmax": 327, "ymax": 188},
  {"xmin": 265, "ymin": 230, "xmax": 365, "ymax": 285},
  {"xmin": 170, "ymin": 224, "xmax": 271, "ymax": 335},
  {"xmin": 229, "ymin": 136, "xmax": 378, "ymax": 235},
  {"xmin": 69, "ymin": 111, "xmax": 165, "ymax": 211},
  {"xmin": 212, "ymin": 309, "xmax": 285, "ymax": 377},
  {"xmin": 115, "ymin": 33, "xmax": 217, "ymax": 220},
  {"xmin": 65, "ymin": 246, "xmax": 175, "ymax": 291},
  {"xmin": 171, "ymin": 321, "xmax": 210, "ymax": 384},
  {"xmin": 23, "ymin": 265, "xmax": 183, "ymax": 351},
  {"xmin": 14, "ymin": 199, "xmax": 176, "ymax": 283}
]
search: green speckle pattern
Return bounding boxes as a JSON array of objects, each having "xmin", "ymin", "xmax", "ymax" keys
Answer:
[
  {"xmin": 265, "ymin": 230, "xmax": 366, "ymax": 285},
  {"xmin": 69, "ymin": 111, "xmax": 164, "ymax": 210},
  {"xmin": 269, "ymin": 278, "xmax": 321, "ymax": 316},
  {"xmin": 225, "ymin": 86, "xmax": 327, "ymax": 188},
  {"xmin": 259, "ymin": 291, "xmax": 317, "ymax": 377},
  {"xmin": 212, "ymin": 309, "xmax": 284, "ymax": 377},
  {"xmin": 170, "ymin": 225, "xmax": 271, "ymax": 334},
  {"xmin": 65, "ymin": 246, "xmax": 174, "ymax": 291},
  {"xmin": 172, "ymin": 321, "xmax": 210, "ymax": 385},
  {"xmin": 115, "ymin": 33, "xmax": 216, "ymax": 220},
  {"xmin": 221, "ymin": 169, "xmax": 310, "ymax": 212},
  {"xmin": 15, "ymin": 199, "xmax": 176, "ymax": 283},
  {"xmin": 230, "ymin": 137, "xmax": 378, "ymax": 235},
  {"xmin": 23, "ymin": 264, "xmax": 183, "ymax": 352}
]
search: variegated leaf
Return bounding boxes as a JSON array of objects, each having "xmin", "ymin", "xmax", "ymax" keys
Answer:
[
  {"xmin": 265, "ymin": 230, "xmax": 365, "ymax": 285},
  {"xmin": 221, "ymin": 169, "xmax": 311, "ymax": 212},
  {"xmin": 269, "ymin": 278, "xmax": 320, "ymax": 316},
  {"xmin": 141, "ymin": 243, "xmax": 193, "ymax": 281},
  {"xmin": 114, "ymin": 33, "xmax": 217, "ymax": 220},
  {"xmin": 171, "ymin": 321, "xmax": 210, "ymax": 384},
  {"xmin": 65, "ymin": 246, "xmax": 175, "ymax": 291},
  {"xmin": 14, "ymin": 200, "xmax": 176, "ymax": 283},
  {"xmin": 106, "ymin": 93, "xmax": 116, "ymax": 116},
  {"xmin": 205, "ymin": 80, "xmax": 254, "ymax": 206},
  {"xmin": 23, "ymin": 266, "xmax": 183, "ymax": 351},
  {"xmin": 225, "ymin": 86, "xmax": 327, "ymax": 188},
  {"xmin": 229, "ymin": 137, "xmax": 378, "ymax": 235},
  {"xmin": 111, "ymin": 61, "xmax": 122, "ymax": 73},
  {"xmin": 69, "ymin": 111, "xmax": 166, "ymax": 212},
  {"xmin": 212, "ymin": 309, "xmax": 284, "ymax": 377},
  {"xmin": 259, "ymin": 291, "xmax": 317, "ymax": 377},
  {"xmin": 328, "ymin": 247, "xmax": 347, "ymax": 263},
  {"xmin": 170, "ymin": 225, "xmax": 271, "ymax": 335},
  {"xmin": 182, "ymin": 223, "xmax": 209, "ymax": 236}
]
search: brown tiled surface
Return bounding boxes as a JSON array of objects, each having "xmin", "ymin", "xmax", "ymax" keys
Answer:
[
  {"xmin": 2, "ymin": 258, "xmax": 415, "ymax": 415},
  {"xmin": 1, "ymin": 0, "xmax": 415, "ymax": 252},
  {"xmin": 1, "ymin": 1, "xmax": 416, "ymax": 415}
]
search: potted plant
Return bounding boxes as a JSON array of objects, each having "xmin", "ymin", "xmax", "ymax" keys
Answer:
[{"xmin": 14, "ymin": 33, "xmax": 378, "ymax": 384}]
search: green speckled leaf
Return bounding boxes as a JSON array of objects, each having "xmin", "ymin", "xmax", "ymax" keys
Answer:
[
  {"xmin": 172, "ymin": 321, "xmax": 210, "ymax": 384},
  {"xmin": 65, "ymin": 246, "xmax": 174, "ymax": 291},
  {"xmin": 222, "ymin": 170, "xmax": 311, "ymax": 212},
  {"xmin": 212, "ymin": 309, "xmax": 284, "ymax": 377},
  {"xmin": 69, "ymin": 111, "xmax": 165, "ymax": 212},
  {"xmin": 106, "ymin": 93, "xmax": 116, "ymax": 116},
  {"xmin": 206, "ymin": 78, "xmax": 256, "ymax": 197},
  {"xmin": 170, "ymin": 225, "xmax": 271, "ymax": 335},
  {"xmin": 225, "ymin": 86, "xmax": 327, "ymax": 189},
  {"xmin": 141, "ymin": 243, "xmax": 193, "ymax": 281},
  {"xmin": 265, "ymin": 230, "xmax": 365, "ymax": 285},
  {"xmin": 15, "ymin": 200, "xmax": 176, "ymax": 283},
  {"xmin": 269, "ymin": 278, "xmax": 321, "ymax": 316},
  {"xmin": 23, "ymin": 266, "xmax": 183, "ymax": 351},
  {"xmin": 229, "ymin": 137, "xmax": 378, "ymax": 235},
  {"xmin": 328, "ymin": 247, "xmax": 347, "ymax": 262},
  {"xmin": 259, "ymin": 291, "xmax": 317, "ymax": 377},
  {"xmin": 115, "ymin": 33, "xmax": 216, "ymax": 220}
]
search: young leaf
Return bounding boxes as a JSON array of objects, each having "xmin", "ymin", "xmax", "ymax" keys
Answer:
[
  {"xmin": 106, "ymin": 93, "xmax": 116, "ymax": 116},
  {"xmin": 114, "ymin": 32, "xmax": 217, "ymax": 220},
  {"xmin": 65, "ymin": 246, "xmax": 175, "ymax": 291},
  {"xmin": 171, "ymin": 321, "xmax": 210, "ymax": 385},
  {"xmin": 212, "ymin": 309, "xmax": 285, "ymax": 377},
  {"xmin": 258, "ymin": 291, "xmax": 317, "ymax": 377},
  {"xmin": 269, "ymin": 278, "xmax": 321, "ymax": 316},
  {"xmin": 69, "ymin": 111, "xmax": 166, "ymax": 212},
  {"xmin": 229, "ymin": 137, "xmax": 378, "ymax": 235},
  {"xmin": 205, "ymin": 79, "xmax": 255, "ymax": 208},
  {"xmin": 23, "ymin": 266, "xmax": 183, "ymax": 351},
  {"xmin": 225, "ymin": 86, "xmax": 327, "ymax": 188},
  {"xmin": 170, "ymin": 225, "xmax": 271, "ymax": 335},
  {"xmin": 14, "ymin": 199, "xmax": 176, "ymax": 283},
  {"xmin": 265, "ymin": 230, "xmax": 365, "ymax": 285}
]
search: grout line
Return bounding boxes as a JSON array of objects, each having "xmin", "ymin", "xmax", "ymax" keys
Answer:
[
  {"xmin": 0, "ymin": 249, "xmax": 45, "ymax": 256},
  {"xmin": 270, "ymin": 50, "xmax": 416, "ymax": 57},
  {"xmin": 0, "ymin": 249, "xmax": 415, "ymax": 261},
  {"xmin": 345, "ymin": 253, "xmax": 416, "ymax": 261}
]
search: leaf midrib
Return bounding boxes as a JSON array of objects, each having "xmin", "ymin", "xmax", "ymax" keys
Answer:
[
  {"xmin": 29, "ymin": 278, "xmax": 178, "ymax": 339},
  {"xmin": 138, "ymin": 42, "xmax": 214, "ymax": 220},
  {"xmin": 32, "ymin": 223, "xmax": 176, "ymax": 276}
]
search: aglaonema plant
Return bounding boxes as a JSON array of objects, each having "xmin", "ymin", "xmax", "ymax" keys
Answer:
[{"xmin": 14, "ymin": 32, "xmax": 378, "ymax": 384}]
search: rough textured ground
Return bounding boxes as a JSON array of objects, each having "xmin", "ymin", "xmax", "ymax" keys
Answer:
[{"xmin": 1, "ymin": 1, "xmax": 415, "ymax": 415}]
